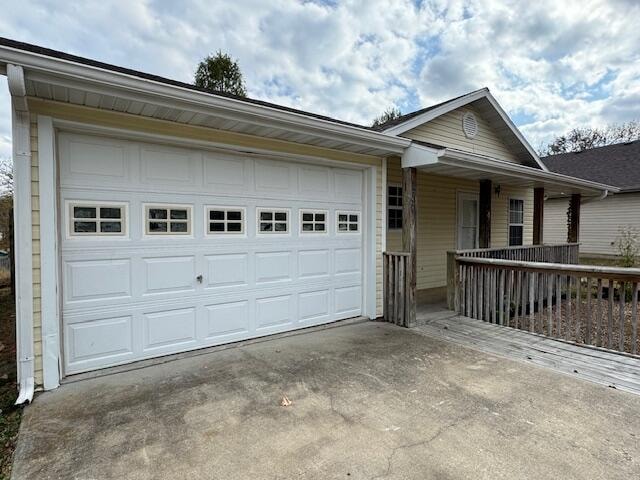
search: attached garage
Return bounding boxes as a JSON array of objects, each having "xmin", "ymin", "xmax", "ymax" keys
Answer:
[{"xmin": 59, "ymin": 132, "xmax": 367, "ymax": 374}]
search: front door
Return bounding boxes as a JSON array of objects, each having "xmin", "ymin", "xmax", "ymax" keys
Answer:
[{"xmin": 457, "ymin": 192, "xmax": 479, "ymax": 249}]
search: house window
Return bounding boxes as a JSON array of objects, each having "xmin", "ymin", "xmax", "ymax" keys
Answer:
[
  {"xmin": 69, "ymin": 203, "xmax": 126, "ymax": 236},
  {"xmin": 388, "ymin": 185, "xmax": 403, "ymax": 230},
  {"xmin": 258, "ymin": 208, "xmax": 289, "ymax": 233},
  {"xmin": 207, "ymin": 207, "xmax": 244, "ymax": 234},
  {"xmin": 337, "ymin": 211, "xmax": 360, "ymax": 233},
  {"xmin": 300, "ymin": 210, "xmax": 327, "ymax": 233},
  {"xmin": 145, "ymin": 204, "xmax": 192, "ymax": 235},
  {"xmin": 509, "ymin": 198, "xmax": 524, "ymax": 246}
]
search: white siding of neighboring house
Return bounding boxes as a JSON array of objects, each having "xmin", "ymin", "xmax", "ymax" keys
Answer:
[{"xmin": 544, "ymin": 193, "xmax": 640, "ymax": 256}]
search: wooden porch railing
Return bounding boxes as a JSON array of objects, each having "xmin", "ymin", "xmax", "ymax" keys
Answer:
[
  {"xmin": 454, "ymin": 256, "xmax": 640, "ymax": 356},
  {"xmin": 383, "ymin": 252, "xmax": 410, "ymax": 326}
]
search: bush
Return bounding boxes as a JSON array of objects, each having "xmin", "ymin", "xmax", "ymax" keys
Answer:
[{"xmin": 616, "ymin": 227, "xmax": 639, "ymax": 268}]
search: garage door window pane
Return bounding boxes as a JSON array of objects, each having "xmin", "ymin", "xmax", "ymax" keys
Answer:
[
  {"xmin": 145, "ymin": 205, "xmax": 191, "ymax": 235},
  {"xmin": 206, "ymin": 208, "xmax": 245, "ymax": 234},
  {"xmin": 337, "ymin": 212, "xmax": 359, "ymax": 233},
  {"xmin": 70, "ymin": 203, "xmax": 126, "ymax": 236},
  {"xmin": 300, "ymin": 210, "xmax": 328, "ymax": 234},
  {"xmin": 258, "ymin": 209, "xmax": 288, "ymax": 234}
]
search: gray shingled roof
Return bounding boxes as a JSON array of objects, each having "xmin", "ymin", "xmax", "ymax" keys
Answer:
[{"xmin": 541, "ymin": 140, "xmax": 640, "ymax": 192}]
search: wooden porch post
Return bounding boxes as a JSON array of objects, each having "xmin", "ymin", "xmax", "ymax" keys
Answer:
[
  {"xmin": 479, "ymin": 180, "xmax": 492, "ymax": 248},
  {"xmin": 402, "ymin": 167, "xmax": 417, "ymax": 327},
  {"xmin": 533, "ymin": 187, "xmax": 545, "ymax": 245},
  {"xmin": 567, "ymin": 193, "xmax": 581, "ymax": 243}
]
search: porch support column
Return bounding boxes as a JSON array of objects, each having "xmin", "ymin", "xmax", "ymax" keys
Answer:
[
  {"xmin": 567, "ymin": 193, "xmax": 581, "ymax": 243},
  {"xmin": 478, "ymin": 180, "xmax": 492, "ymax": 248},
  {"xmin": 533, "ymin": 187, "xmax": 545, "ymax": 245},
  {"xmin": 402, "ymin": 167, "xmax": 417, "ymax": 328}
]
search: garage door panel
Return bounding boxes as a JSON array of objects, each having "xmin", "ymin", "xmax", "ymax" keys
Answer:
[
  {"xmin": 205, "ymin": 253, "xmax": 249, "ymax": 288},
  {"xmin": 64, "ymin": 259, "xmax": 131, "ymax": 304},
  {"xmin": 66, "ymin": 315, "xmax": 134, "ymax": 369},
  {"xmin": 143, "ymin": 307, "xmax": 197, "ymax": 352},
  {"xmin": 205, "ymin": 300, "xmax": 250, "ymax": 339},
  {"xmin": 255, "ymin": 251, "xmax": 293, "ymax": 284},
  {"xmin": 142, "ymin": 256, "xmax": 196, "ymax": 295},
  {"xmin": 60, "ymin": 133, "xmax": 365, "ymax": 374}
]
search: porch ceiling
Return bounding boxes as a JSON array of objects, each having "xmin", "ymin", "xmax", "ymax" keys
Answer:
[{"xmin": 403, "ymin": 143, "xmax": 620, "ymax": 198}]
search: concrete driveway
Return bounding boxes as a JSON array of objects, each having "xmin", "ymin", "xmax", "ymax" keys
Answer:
[{"xmin": 12, "ymin": 321, "xmax": 640, "ymax": 479}]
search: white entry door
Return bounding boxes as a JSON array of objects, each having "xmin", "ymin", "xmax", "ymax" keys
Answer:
[
  {"xmin": 58, "ymin": 132, "xmax": 365, "ymax": 375},
  {"xmin": 457, "ymin": 192, "xmax": 479, "ymax": 249}
]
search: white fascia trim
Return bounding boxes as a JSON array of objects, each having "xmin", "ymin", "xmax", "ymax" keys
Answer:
[
  {"xmin": 381, "ymin": 88, "xmax": 548, "ymax": 171},
  {"xmin": 9, "ymin": 64, "xmax": 35, "ymax": 404},
  {"xmin": 0, "ymin": 45, "xmax": 411, "ymax": 154},
  {"xmin": 442, "ymin": 149, "xmax": 619, "ymax": 195},
  {"xmin": 37, "ymin": 115, "xmax": 60, "ymax": 390},
  {"xmin": 401, "ymin": 143, "xmax": 443, "ymax": 169}
]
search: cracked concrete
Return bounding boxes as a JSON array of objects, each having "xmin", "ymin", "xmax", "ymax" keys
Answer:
[{"xmin": 12, "ymin": 321, "xmax": 640, "ymax": 479}]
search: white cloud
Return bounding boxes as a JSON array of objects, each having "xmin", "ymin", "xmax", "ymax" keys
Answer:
[{"xmin": 0, "ymin": 0, "xmax": 639, "ymax": 157}]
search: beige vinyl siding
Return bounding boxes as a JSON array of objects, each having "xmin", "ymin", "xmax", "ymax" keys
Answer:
[
  {"xmin": 544, "ymin": 193, "xmax": 640, "ymax": 256},
  {"xmin": 401, "ymin": 105, "xmax": 520, "ymax": 164},
  {"xmin": 30, "ymin": 114, "xmax": 43, "ymax": 386},
  {"xmin": 27, "ymin": 99, "xmax": 386, "ymax": 384},
  {"xmin": 386, "ymin": 158, "xmax": 533, "ymax": 290}
]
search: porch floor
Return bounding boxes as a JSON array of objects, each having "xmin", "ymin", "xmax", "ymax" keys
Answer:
[{"xmin": 415, "ymin": 304, "xmax": 640, "ymax": 395}]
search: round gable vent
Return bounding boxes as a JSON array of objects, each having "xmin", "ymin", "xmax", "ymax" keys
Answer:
[{"xmin": 462, "ymin": 111, "xmax": 478, "ymax": 139}]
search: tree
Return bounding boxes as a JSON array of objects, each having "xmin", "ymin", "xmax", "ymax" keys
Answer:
[
  {"xmin": 371, "ymin": 107, "xmax": 402, "ymax": 128},
  {"xmin": 541, "ymin": 120, "xmax": 640, "ymax": 155},
  {"xmin": 194, "ymin": 51, "xmax": 247, "ymax": 97},
  {"xmin": 0, "ymin": 158, "xmax": 13, "ymax": 195},
  {"xmin": 0, "ymin": 159, "xmax": 12, "ymax": 251}
]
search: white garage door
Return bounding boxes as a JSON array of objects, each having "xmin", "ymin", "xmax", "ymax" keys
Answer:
[{"xmin": 59, "ymin": 132, "xmax": 365, "ymax": 374}]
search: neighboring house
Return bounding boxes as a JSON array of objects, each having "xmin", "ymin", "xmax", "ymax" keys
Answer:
[
  {"xmin": 0, "ymin": 38, "xmax": 615, "ymax": 402},
  {"xmin": 542, "ymin": 141, "xmax": 640, "ymax": 257}
]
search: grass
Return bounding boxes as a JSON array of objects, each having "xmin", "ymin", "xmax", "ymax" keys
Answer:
[
  {"xmin": 579, "ymin": 256, "xmax": 639, "ymax": 268},
  {"xmin": 0, "ymin": 288, "xmax": 20, "ymax": 480}
]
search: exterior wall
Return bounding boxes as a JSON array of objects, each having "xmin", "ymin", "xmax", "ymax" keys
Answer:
[
  {"xmin": 544, "ymin": 193, "xmax": 640, "ymax": 256},
  {"xmin": 400, "ymin": 104, "xmax": 520, "ymax": 164},
  {"xmin": 386, "ymin": 158, "xmax": 533, "ymax": 290},
  {"xmin": 27, "ymin": 99, "xmax": 386, "ymax": 386}
]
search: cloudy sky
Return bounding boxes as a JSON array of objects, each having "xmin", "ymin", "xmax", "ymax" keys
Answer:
[{"xmin": 1, "ymin": 0, "xmax": 639, "ymax": 162}]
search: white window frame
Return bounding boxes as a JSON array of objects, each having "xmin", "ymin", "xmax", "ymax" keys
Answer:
[
  {"xmin": 508, "ymin": 197, "xmax": 525, "ymax": 246},
  {"xmin": 336, "ymin": 210, "xmax": 361, "ymax": 234},
  {"xmin": 143, "ymin": 203, "xmax": 193, "ymax": 237},
  {"xmin": 387, "ymin": 184, "xmax": 403, "ymax": 230},
  {"xmin": 456, "ymin": 191, "xmax": 479, "ymax": 249},
  {"xmin": 299, "ymin": 209, "xmax": 328, "ymax": 235},
  {"xmin": 205, "ymin": 206, "xmax": 246, "ymax": 236},
  {"xmin": 66, "ymin": 200, "xmax": 128, "ymax": 238},
  {"xmin": 256, "ymin": 207, "xmax": 290, "ymax": 235}
]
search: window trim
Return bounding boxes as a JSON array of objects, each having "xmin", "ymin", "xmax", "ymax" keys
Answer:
[
  {"xmin": 336, "ymin": 210, "xmax": 361, "ymax": 234},
  {"xmin": 143, "ymin": 203, "xmax": 193, "ymax": 237},
  {"xmin": 66, "ymin": 200, "xmax": 128, "ymax": 238},
  {"xmin": 299, "ymin": 209, "xmax": 328, "ymax": 235},
  {"xmin": 508, "ymin": 197, "xmax": 525, "ymax": 246},
  {"xmin": 204, "ymin": 206, "xmax": 246, "ymax": 236},
  {"xmin": 387, "ymin": 183, "xmax": 403, "ymax": 231},
  {"xmin": 256, "ymin": 207, "xmax": 291, "ymax": 235}
]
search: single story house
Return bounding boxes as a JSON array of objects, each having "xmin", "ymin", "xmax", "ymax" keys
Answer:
[
  {"xmin": 542, "ymin": 141, "xmax": 640, "ymax": 257},
  {"xmin": 0, "ymin": 38, "xmax": 616, "ymax": 402}
]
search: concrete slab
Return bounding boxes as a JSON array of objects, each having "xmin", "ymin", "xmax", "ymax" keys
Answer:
[{"xmin": 12, "ymin": 322, "xmax": 640, "ymax": 479}]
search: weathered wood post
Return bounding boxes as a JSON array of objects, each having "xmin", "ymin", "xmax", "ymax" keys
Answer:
[
  {"xmin": 479, "ymin": 180, "xmax": 492, "ymax": 248},
  {"xmin": 533, "ymin": 187, "xmax": 544, "ymax": 245},
  {"xmin": 567, "ymin": 194, "xmax": 581, "ymax": 243},
  {"xmin": 402, "ymin": 167, "xmax": 417, "ymax": 327},
  {"xmin": 446, "ymin": 251, "xmax": 459, "ymax": 311}
]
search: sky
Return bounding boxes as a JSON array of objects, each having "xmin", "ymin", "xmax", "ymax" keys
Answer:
[{"xmin": 1, "ymin": 0, "xmax": 639, "ymax": 163}]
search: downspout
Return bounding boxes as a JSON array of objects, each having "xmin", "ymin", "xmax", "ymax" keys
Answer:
[
  {"xmin": 582, "ymin": 189, "xmax": 609, "ymax": 204},
  {"xmin": 8, "ymin": 64, "xmax": 34, "ymax": 405}
]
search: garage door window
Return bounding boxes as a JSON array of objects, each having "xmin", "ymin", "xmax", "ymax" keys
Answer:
[
  {"xmin": 300, "ymin": 210, "xmax": 327, "ymax": 233},
  {"xmin": 257, "ymin": 209, "xmax": 289, "ymax": 233},
  {"xmin": 145, "ymin": 204, "xmax": 192, "ymax": 235},
  {"xmin": 69, "ymin": 202, "xmax": 126, "ymax": 236},
  {"xmin": 337, "ymin": 212, "xmax": 360, "ymax": 233},
  {"xmin": 207, "ymin": 207, "xmax": 245, "ymax": 234}
]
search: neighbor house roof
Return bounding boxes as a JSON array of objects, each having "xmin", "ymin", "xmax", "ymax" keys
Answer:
[{"xmin": 542, "ymin": 140, "xmax": 640, "ymax": 192}]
